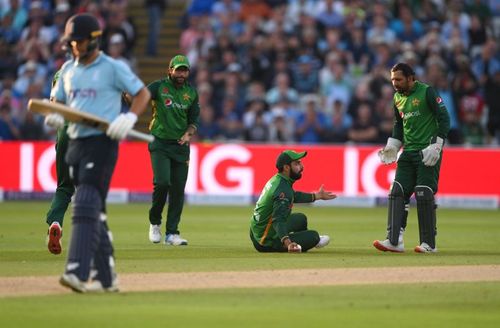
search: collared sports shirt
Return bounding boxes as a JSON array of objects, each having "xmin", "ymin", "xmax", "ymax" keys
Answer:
[
  {"xmin": 147, "ymin": 77, "xmax": 200, "ymax": 140},
  {"xmin": 250, "ymin": 173, "xmax": 314, "ymax": 247},
  {"xmin": 392, "ymin": 80, "xmax": 450, "ymax": 150}
]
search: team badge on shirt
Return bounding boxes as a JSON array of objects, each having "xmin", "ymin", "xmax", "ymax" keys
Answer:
[
  {"xmin": 412, "ymin": 98, "xmax": 420, "ymax": 107},
  {"xmin": 183, "ymin": 93, "xmax": 191, "ymax": 101}
]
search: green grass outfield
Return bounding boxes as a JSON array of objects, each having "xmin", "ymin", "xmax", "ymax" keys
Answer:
[{"xmin": 0, "ymin": 202, "xmax": 499, "ymax": 327}]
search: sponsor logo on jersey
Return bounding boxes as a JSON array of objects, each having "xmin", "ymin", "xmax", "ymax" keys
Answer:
[
  {"xmin": 69, "ymin": 88, "xmax": 97, "ymax": 99},
  {"xmin": 436, "ymin": 97, "xmax": 443, "ymax": 105},
  {"xmin": 164, "ymin": 98, "xmax": 172, "ymax": 106},
  {"xmin": 162, "ymin": 87, "xmax": 169, "ymax": 94},
  {"xmin": 403, "ymin": 110, "xmax": 421, "ymax": 119}
]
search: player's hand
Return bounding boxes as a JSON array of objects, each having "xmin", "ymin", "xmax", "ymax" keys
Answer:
[
  {"xmin": 288, "ymin": 242, "xmax": 302, "ymax": 253},
  {"xmin": 421, "ymin": 137, "xmax": 444, "ymax": 166},
  {"xmin": 314, "ymin": 184, "xmax": 337, "ymax": 201},
  {"xmin": 107, "ymin": 112, "xmax": 137, "ymax": 140},
  {"xmin": 44, "ymin": 113, "xmax": 65, "ymax": 129},
  {"xmin": 378, "ymin": 137, "xmax": 402, "ymax": 164},
  {"xmin": 178, "ymin": 131, "xmax": 193, "ymax": 145}
]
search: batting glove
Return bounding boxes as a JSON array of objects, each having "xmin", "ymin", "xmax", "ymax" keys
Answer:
[
  {"xmin": 44, "ymin": 113, "xmax": 65, "ymax": 129},
  {"xmin": 378, "ymin": 137, "xmax": 402, "ymax": 164},
  {"xmin": 106, "ymin": 112, "xmax": 137, "ymax": 140},
  {"xmin": 421, "ymin": 137, "xmax": 444, "ymax": 166}
]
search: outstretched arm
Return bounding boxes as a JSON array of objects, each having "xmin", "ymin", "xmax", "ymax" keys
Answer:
[{"xmin": 312, "ymin": 184, "xmax": 337, "ymax": 201}]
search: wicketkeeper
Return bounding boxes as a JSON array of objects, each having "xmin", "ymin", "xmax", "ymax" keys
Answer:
[{"xmin": 374, "ymin": 62, "xmax": 450, "ymax": 253}]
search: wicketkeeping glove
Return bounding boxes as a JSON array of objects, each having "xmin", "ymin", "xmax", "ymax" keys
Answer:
[
  {"xmin": 378, "ymin": 137, "xmax": 402, "ymax": 164},
  {"xmin": 106, "ymin": 112, "xmax": 137, "ymax": 140},
  {"xmin": 420, "ymin": 137, "xmax": 444, "ymax": 166},
  {"xmin": 44, "ymin": 113, "xmax": 65, "ymax": 129}
]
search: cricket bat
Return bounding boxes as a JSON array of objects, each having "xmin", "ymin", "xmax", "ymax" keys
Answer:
[{"xmin": 28, "ymin": 98, "xmax": 154, "ymax": 143}]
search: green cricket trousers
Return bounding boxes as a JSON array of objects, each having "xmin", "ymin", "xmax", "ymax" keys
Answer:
[
  {"xmin": 148, "ymin": 138, "xmax": 190, "ymax": 235},
  {"xmin": 395, "ymin": 151, "xmax": 442, "ymax": 201},
  {"xmin": 46, "ymin": 126, "xmax": 74, "ymax": 226},
  {"xmin": 250, "ymin": 213, "xmax": 321, "ymax": 252}
]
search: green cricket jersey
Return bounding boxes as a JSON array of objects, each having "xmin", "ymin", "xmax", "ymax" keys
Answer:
[
  {"xmin": 250, "ymin": 173, "xmax": 315, "ymax": 247},
  {"xmin": 147, "ymin": 77, "xmax": 200, "ymax": 140},
  {"xmin": 392, "ymin": 81, "xmax": 450, "ymax": 151}
]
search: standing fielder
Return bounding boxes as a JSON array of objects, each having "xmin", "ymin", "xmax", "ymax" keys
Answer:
[
  {"xmin": 45, "ymin": 70, "xmax": 74, "ymax": 255},
  {"xmin": 147, "ymin": 55, "xmax": 200, "ymax": 246},
  {"xmin": 373, "ymin": 62, "xmax": 450, "ymax": 253},
  {"xmin": 45, "ymin": 13, "xmax": 150, "ymax": 292}
]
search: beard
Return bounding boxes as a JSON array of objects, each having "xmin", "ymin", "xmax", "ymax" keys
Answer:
[
  {"xmin": 290, "ymin": 170, "xmax": 302, "ymax": 181},
  {"xmin": 173, "ymin": 76, "xmax": 185, "ymax": 85}
]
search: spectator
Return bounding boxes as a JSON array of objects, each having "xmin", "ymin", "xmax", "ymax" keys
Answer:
[
  {"xmin": 347, "ymin": 102, "xmax": 379, "ymax": 144},
  {"xmin": 485, "ymin": 68, "xmax": 500, "ymax": 144},
  {"xmin": 0, "ymin": 101, "xmax": 20, "ymax": 140},
  {"xmin": 196, "ymin": 104, "xmax": 221, "ymax": 141},
  {"xmin": 0, "ymin": 0, "xmax": 28, "ymax": 43},
  {"xmin": 244, "ymin": 110, "xmax": 269, "ymax": 142},
  {"xmin": 145, "ymin": 0, "xmax": 168, "ymax": 56},
  {"xmin": 266, "ymin": 72, "xmax": 299, "ymax": 106},
  {"xmin": 291, "ymin": 54, "xmax": 320, "ymax": 94},
  {"xmin": 322, "ymin": 99, "xmax": 352, "ymax": 143},
  {"xmin": 295, "ymin": 96, "xmax": 326, "ymax": 143},
  {"xmin": 19, "ymin": 111, "xmax": 45, "ymax": 140},
  {"xmin": 268, "ymin": 106, "xmax": 294, "ymax": 143}
]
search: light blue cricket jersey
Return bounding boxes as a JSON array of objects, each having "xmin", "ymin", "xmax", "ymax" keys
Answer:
[{"xmin": 54, "ymin": 52, "xmax": 144, "ymax": 139}]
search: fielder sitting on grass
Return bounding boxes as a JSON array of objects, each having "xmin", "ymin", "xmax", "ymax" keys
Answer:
[{"xmin": 250, "ymin": 150, "xmax": 336, "ymax": 253}]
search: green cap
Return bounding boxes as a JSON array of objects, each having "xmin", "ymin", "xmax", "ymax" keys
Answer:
[
  {"xmin": 276, "ymin": 150, "xmax": 307, "ymax": 170},
  {"xmin": 169, "ymin": 55, "xmax": 190, "ymax": 69}
]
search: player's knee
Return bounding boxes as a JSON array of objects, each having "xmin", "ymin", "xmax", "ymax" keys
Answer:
[
  {"xmin": 415, "ymin": 185, "xmax": 434, "ymax": 201},
  {"xmin": 73, "ymin": 184, "xmax": 102, "ymax": 219},
  {"xmin": 389, "ymin": 181, "xmax": 404, "ymax": 197},
  {"xmin": 311, "ymin": 231, "xmax": 320, "ymax": 245},
  {"xmin": 154, "ymin": 179, "xmax": 171, "ymax": 190}
]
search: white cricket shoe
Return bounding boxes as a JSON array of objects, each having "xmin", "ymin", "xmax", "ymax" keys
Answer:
[
  {"xmin": 373, "ymin": 239, "xmax": 405, "ymax": 253},
  {"xmin": 86, "ymin": 275, "xmax": 119, "ymax": 293},
  {"xmin": 149, "ymin": 224, "xmax": 162, "ymax": 243},
  {"xmin": 165, "ymin": 234, "xmax": 188, "ymax": 246},
  {"xmin": 315, "ymin": 235, "xmax": 330, "ymax": 248},
  {"xmin": 414, "ymin": 242, "xmax": 437, "ymax": 253},
  {"xmin": 59, "ymin": 273, "xmax": 87, "ymax": 293}
]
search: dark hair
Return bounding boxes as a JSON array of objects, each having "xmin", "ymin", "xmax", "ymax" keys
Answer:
[{"xmin": 391, "ymin": 62, "xmax": 415, "ymax": 77}]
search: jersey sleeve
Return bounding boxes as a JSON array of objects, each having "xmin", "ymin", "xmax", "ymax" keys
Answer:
[
  {"xmin": 113, "ymin": 60, "xmax": 144, "ymax": 96},
  {"xmin": 391, "ymin": 103, "xmax": 404, "ymax": 142},
  {"xmin": 146, "ymin": 80, "xmax": 161, "ymax": 100},
  {"xmin": 294, "ymin": 191, "xmax": 314, "ymax": 203},
  {"xmin": 426, "ymin": 87, "xmax": 451, "ymax": 140}
]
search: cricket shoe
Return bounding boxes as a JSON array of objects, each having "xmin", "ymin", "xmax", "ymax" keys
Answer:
[
  {"xmin": 86, "ymin": 275, "xmax": 119, "ymax": 293},
  {"xmin": 414, "ymin": 242, "xmax": 437, "ymax": 253},
  {"xmin": 315, "ymin": 235, "xmax": 330, "ymax": 248},
  {"xmin": 165, "ymin": 234, "xmax": 188, "ymax": 246},
  {"xmin": 59, "ymin": 273, "xmax": 88, "ymax": 293},
  {"xmin": 373, "ymin": 239, "xmax": 405, "ymax": 253},
  {"xmin": 149, "ymin": 224, "xmax": 162, "ymax": 243},
  {"xmin": 47, "ymin": 222, "xmax": 62, "ymax": 255}
]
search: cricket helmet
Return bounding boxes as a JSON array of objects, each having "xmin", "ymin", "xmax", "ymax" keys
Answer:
[{"xmin": 61, "ymin": 13, "xmax": 102, "ymax": 50}]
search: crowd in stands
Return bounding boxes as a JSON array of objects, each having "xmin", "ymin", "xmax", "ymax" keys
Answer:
[
  {"xmin": 184, "ymin": 0, "xmax": 500, "ymax": 146},
  {"xmin": 1, "ymin": 0, "xmax": 499, "ymax": 147}
]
